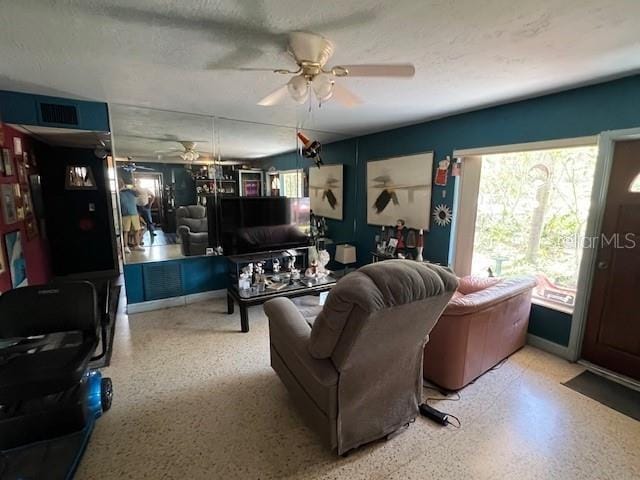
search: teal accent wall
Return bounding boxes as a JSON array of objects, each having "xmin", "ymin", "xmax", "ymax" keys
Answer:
[
  {"xmin": 260, "ymin": 139, "xmax": 359, "ymax": 245},
  {"xmin": 528, "ymin": 304, "xmax": 572, "ymax": 346},
  {"xmin": 260, "ymin": 74, "xmax": 640, "ymax": 347},
  {"xmin": 259, "ymin": 139, "xmax": 359, "ymax": 270},
  {"xmin": 0, "ymin": 90, "xmax": 109, "ymax": 132},
  {"xmin": 124, "ymin": 256, "xmax": 228, "ymax": 304}
]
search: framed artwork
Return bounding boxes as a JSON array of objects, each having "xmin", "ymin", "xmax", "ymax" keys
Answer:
[
  {"xmin": 12, "ymin": 137, "xmax": 22, "ymax": 156},
  {"xmin": 366, "ymin": 152, "xmax": 434, "ymax": 230},
  {"xmin": 23, "ymin": 191, "xmax": 33, "ymax": 217},
  {"xmin": 4, "ymin": 230, "xmax": 28, "ymax": 288},
  {"xmin": 2, "ymin": 148, "xmax": 13, "ymax": 176},
  {"xmin": 309, "ymin": 164, "xmax": 343, "ymax": 220},
  {"xmin": 0, "ymin": 237, "xmax": 5, "ymax": 274},
  {"xmin": 0, "ymin": 148, "xmax": 5, "ymax": 175},
  {"xmin": 17, "ymin": 162, "xmax": 27, "ymax": 185},
  {"xmin": 13, "ymin": 184, "xmax": 24, "ymax": 220},
  {"xmin": 65, "ymin": 165, "xmax": 97, "ymax": 190},
  {"xmin": 1, "ymin": 184, "xmax": 17, "ymax": 224},
  {"xmin": 29, "ymin": 174, "xmax": 45, "ymax": 221},
  {"xmin": 25, "ymin": 216, "xmax": 39, "ymax": 240}
]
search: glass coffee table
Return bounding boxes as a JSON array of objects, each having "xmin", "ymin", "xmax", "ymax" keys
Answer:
[{"xmin": 227, "ymin": 275, "xmax": 337, "ymax": 332}]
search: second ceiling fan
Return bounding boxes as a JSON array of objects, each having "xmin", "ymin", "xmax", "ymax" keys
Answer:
[{"xmin": 248, "ymin": 31, "xmax": 415, "ymax": 107}]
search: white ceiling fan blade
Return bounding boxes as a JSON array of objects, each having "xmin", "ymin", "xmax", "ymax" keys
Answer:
[
  {"xmin": 257, "ymin": 85, "xmax": 290, "ymax": 106},
  {"xmin": 288, "ymin": 31, "xmax": 334, "ymax": 65},
  {"xmin": 331, "ymin": 83, "xmax": 362, "ymax": 108},
  {"xmin": 336, "ymin": 64, "xmax": 415, "ymax": 77}
]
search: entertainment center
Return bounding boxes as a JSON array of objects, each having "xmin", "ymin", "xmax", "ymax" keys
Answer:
[{"xmin": 212, "ymin": 196, "xmax": 334, "ymax": 332}]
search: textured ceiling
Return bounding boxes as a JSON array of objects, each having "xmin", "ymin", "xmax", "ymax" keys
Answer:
[
  {"xmin": 109, "ymin": 104, "xmax": 347, "ymax": 161},
  {"xmin": 1, "ymin": 0, "xmax": 639, "ymax": 158}
]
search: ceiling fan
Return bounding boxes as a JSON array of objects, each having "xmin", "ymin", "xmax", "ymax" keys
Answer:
[
  {"xmin": 119, "ymin": 157, "xmax": 156, "ymax": 173},
  {"xmin": 249, "ymin": 31, "xmax": 415, "ymax": 107},
  {"xmin": 156, "ymin": 141, "xmax": 209, "ymax": 162}
]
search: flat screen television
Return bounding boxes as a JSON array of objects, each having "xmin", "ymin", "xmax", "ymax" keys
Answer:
[{"xmin": 208, "ymin": 196, "xmax": 311, "ymax": 255}]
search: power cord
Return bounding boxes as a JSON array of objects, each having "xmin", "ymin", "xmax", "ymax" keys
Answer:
[
  {"xmin": 419, "ymin": 358, "xmax": 510, "ymax": 428},
  {"xmin": 420, "ymin": 385, "xmax": 462, "ymax": 428}
]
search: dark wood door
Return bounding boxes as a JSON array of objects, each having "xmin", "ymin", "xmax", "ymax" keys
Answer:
[{"xmin": 582, "ymin": 139, "xmax": 640, "ymax": 380}]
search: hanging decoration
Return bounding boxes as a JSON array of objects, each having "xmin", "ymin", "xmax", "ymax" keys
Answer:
[
  {"xmin": 432, "ymin": 204, "xmax": 452, "ymax": 227},
  {"xmin": 451, "ymin": 158, "xmax": 462, "ymax": 177},
  {"xmin": 297, "ymin": 131, "xmax": 323, "ymax": 168},
  {"xmin": 434, "ymin": 156, "xmax": 451, "ymax": 187}
]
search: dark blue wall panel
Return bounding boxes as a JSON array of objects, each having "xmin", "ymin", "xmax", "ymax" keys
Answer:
[
  {"xmin": 123, "ymin": 263, "xmax": 144, "ymax": 304},
  {"xmin": 124, "ymin": 256, "xmax": 229, "ymax": 304},
  {"xmin": 529, "ymin": 304, "xmax": 572, "ymax": 346},
  {"xmin": 182, "ymin": 256, "xmax": 228, "ymax": 294},
  {"xmin": 0, "ymin": 90, "xmax": 110, "ymax": 132}
]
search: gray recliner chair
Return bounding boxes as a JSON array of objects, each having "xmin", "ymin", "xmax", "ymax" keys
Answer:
[
  {"xmin": 264, "ymin": 260, "xmax": 458, "ymax": 455},
  {"xmin": 176, "ymin": 205, "xmax": 209, "ymax": 256}
]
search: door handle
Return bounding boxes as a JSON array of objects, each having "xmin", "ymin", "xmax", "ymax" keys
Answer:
[{"xmin": 597, "ymin": 261, "xmax": 609, "ymax": 270}]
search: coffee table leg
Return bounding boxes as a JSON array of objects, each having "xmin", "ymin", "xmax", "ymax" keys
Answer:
[
  {"xmin": 240, "ymin": 306, "xmax": 249, "ymax": 333},
  {"xmin": 227, "ymin": 292, "xmax": 234, "ymax": 314}
]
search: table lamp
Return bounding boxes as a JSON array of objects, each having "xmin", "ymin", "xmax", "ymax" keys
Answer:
[{"xmin": 335, "ymin": 244, "xmax": 357, "ymax": 276}]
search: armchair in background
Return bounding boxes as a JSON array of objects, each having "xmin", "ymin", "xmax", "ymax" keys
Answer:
[{"xmin": 176, "ymin": 205, "xmax": 209, "ymax": 256}]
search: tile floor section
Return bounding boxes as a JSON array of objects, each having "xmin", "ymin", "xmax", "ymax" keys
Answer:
[{"xmin": 76, "ymin": 299, "xmax": 640, "ymax": 479}]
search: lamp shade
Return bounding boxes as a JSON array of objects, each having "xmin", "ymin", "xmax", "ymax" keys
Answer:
[{"xmin": 335, "ymin": 244, "xmax": 357, "ymax": 265}]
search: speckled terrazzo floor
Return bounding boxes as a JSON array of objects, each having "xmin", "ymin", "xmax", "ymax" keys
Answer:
[{"xmin": 76, "ymin": 298, "xmax": 640, "ymax": 480}]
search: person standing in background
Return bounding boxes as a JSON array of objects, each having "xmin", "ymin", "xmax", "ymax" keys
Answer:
[
  {"xmin": 136, "ymin": 180, "xmax": 156, "ymax": 238},
  {"xmin": 119, "ymin": 179, "xmax": 144, "ymax": 254}
]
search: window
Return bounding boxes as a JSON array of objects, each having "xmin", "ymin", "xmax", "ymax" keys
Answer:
[
  {"xmin": 470, "ymin": 146, "xmax": 598, "ymax": 312},
  {"xmin": 280, "ymin": 170, "xmax": 304, "ymax": 197},
  {"xmin": 630, "ymin": 173, "xmax": 640, "ymax": 192}
]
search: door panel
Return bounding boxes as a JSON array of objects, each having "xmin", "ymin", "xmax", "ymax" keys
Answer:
[{"xmin": 582, "ymin": 140, "xmax": 640, "ymax": 380}]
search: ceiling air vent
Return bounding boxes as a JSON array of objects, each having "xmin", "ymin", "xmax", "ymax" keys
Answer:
[{"xmin": 39, "ymin": 102, "xmax": 79, "ymax": 126}]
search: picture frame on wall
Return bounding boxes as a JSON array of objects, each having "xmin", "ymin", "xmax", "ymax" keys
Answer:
[
  {"xmin": 12, "ymin": 137, "xmax": 22, "ymax": 156},
  {"xmin": 4, "ymin": 230, "xmax": 28, "ymax": 288},
  {"xmin": 366, "ymin": 152, "xmax": 434, "ymax": 230},
  {"xmin": 309, "ymin": 164, "xmax": 344, "ymax": 220},
  {"xmin": 65, "ymin": 165, "xmax": 97, "ymax": 190},
  {"xmin": 0, "ymin": 236, "xmax": 6, "ymax": 275},
  {"xmin": 1, "ymin": 184, "xmax": 18, "ymax": 224},
  {"xmin": 23, "ymin": 191, "xmax": 33, "ymax": 217},
  {"xmin": 2, "ymin": 148, "xmax": 12, "ymax": 176},
  {"xmin": 13, "ymin": 184, "xmax": 24, "ymax": 221},
  {"xmin": 25, "ymin": 216, "xmax": 39, "ymax": 240},
  {"xmin": 0, "ymin": 148, "xmax": 6, "ymax": 175},
  {"xmin": 17, "ymin": 162, "xmax": 27, "ymax": 185}
]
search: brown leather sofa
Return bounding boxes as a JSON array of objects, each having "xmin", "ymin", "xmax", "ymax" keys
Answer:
[
  {"xmin": 264, "ymin": 260, "xmax": 458, "ymax": 455},
  {"xmin": 423, "ymin": 276, "xmax": 537, "ymax": 391}
]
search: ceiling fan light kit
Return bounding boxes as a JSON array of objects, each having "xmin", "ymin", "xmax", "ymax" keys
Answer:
[
  {"xmin": 256, "ymin": 31, "xmax": 415, "ymax": 107},
  {"xmin": 287, "ymin": 75, "xmax": 310, "ymax": 103}
]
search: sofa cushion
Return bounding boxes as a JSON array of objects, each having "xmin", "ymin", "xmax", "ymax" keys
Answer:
[
  {"xmin": 447, "ymin": 276, "xmax": 537, "ymax": 316},
  {"xmin": 457, "ymin": 276, "xmax": 500, "ymax": 295}
]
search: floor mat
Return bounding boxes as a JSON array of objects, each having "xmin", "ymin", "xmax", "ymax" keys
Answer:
[{"xmin": 563, "ymin": 370, "xmax": 640, "ymax": 421}]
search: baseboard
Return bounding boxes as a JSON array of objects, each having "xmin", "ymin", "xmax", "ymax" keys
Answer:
[
  {"xmin": 127, "ymin": 289, "xmax": 226, "ymax": 314},
  {"xmin": 526, "ymin": 334, "xmax": 571, "ymax": 360},
  {"xmin": 185, "ymin": 289, "xmax": 226, "ymax": 304},
  {"xmin": 577, "ymin": 360, "xmax": 640, "ymax": 392}
]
